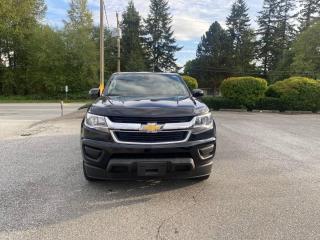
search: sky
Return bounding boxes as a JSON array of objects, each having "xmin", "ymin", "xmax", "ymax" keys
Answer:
[{"xmin": 45, "ymin": 0, "xmax": 264, "ymax": 67}]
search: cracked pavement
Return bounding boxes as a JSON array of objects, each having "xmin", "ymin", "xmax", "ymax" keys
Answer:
[{"xmin": 1, "ymin": 109, "xmax": 320, "ymax": 239}]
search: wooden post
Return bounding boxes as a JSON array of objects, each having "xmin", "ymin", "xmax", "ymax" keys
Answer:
[{"xmin": 116, "ymin": 12, "xmax": 121, "ymax": 72}]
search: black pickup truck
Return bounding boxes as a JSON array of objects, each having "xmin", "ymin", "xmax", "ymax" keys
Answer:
[{"xmin": 81, "ymin": 72, "xmax": 216, "ymax": 181}]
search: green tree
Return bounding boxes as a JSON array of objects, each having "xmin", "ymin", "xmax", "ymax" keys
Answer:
[
  {"xmin": 291, "ymin": 21, "xmax": 320, "ymax": 78},
  {"xmin": 0, "ymin": 0, "xmax": 46, "ymax": 95},
  {"xmin": 273, "ymin": 0, "xmax": 297, "ymax": 68},
  {"xmin": 276, "ymin": 0, "xmax": 296, "ymax": 48},
  {"xmin": 193, "ymin": 21, "xmax": 233, "ymax": 92},
  {"xmin": 269, "ymin": 0, "xmax": 297, "ymax": 81},
  {"xmin": 121, "ymin": 1, "xmax": 147, "ymax": 71},
  {"xmin": 298, "ymin": 0, "xmax": 320, "ymax": 30},
  {"xmin": 25, "ymin": 26, "xmax": 66, "ymax": 95},
  {"xmin": 257, "ymin": 0, "xmax": 280, "ymax": 76},
  {"xmin": 143, "ymin": 0, "xmax": 182, "ymax": 72},
  {"xmin": 226, "ymin": 0, "xmax": 256, "ymax": 72},
  {"xmin": 63, "ymin": 0, "xmax": 98, "ymax": 92}
]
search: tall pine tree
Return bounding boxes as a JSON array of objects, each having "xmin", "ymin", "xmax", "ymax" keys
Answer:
[
  {"xmin": 194, "ymin": 22, "xmax": 233, "ymax": 92},
  {"xmin": 257, "ymin": 0, "xmax": 280, "ymax": 76},
  {"xmin": 226, "ymin": 0, "xmax": 255, "ymax": 72},
  {"xmin": 270, "ymin": 0, "xmax": 297, "ymax": 81},
  {"xmin": 143, "ymin": 0, "xmax": 182, "ymax": 72},
  {"xmin": 121, "ymin": 1, "xmax": 146, "ymax": 72},
  {"xmin": 63, "ymin": 0, "xmax": 98, "ymax": 91},
  {"xmin": 275, "ymin": 0, "xmax": 296, "ymax": 50},
  {"xmin": 298, "ymin": 0, "xmax": 320, "ymax": 30}
]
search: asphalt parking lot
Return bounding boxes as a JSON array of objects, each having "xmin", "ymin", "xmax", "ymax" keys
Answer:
[{"xmin": 0, "ymin": 107, "xmax": 320, "ymax": 240}]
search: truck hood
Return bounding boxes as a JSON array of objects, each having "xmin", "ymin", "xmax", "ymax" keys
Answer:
[{"xmin": 88, "ymin": 96, "xmax": 208, "ymax": 117}]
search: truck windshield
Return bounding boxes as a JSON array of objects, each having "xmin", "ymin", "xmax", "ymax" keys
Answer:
[{"xmin": 104, "ymin": 74, "xmax": 190, "ymax": 98}]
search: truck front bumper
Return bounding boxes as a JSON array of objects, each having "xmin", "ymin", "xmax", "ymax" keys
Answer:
[{"xmin": 81, "ymin": 134, "xmax": 216, "ymax": 180}]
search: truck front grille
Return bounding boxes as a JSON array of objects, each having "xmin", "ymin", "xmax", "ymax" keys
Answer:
[
  {"xmin": 108, "ymin": 116, "xmax": 194, "ymax": 124},
  {"xmin": 113, "ymin": 131, "xmax": 189, "ymax": 143}
]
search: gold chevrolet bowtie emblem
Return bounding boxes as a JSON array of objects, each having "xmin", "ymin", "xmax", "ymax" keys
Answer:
[{"xmin": 141, "ymin": 123, "xmax": 162, "ymax": 133}]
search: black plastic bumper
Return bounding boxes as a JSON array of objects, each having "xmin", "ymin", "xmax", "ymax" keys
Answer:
[
  {"xmin": 81, "ymin": 122, "xmax": 216, "ymax": 180},
  {"xmin": 81, "ymin": 136, "xmax": 216, "ymax": 180}
]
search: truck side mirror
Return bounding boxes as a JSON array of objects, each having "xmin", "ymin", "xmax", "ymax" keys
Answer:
[
  {"xmin": 89, "ymin": 88, "xmax": 100, "ymax": 99},
  {"xmin": 192, "ymin": 89, "xmax": 204, "ymax": 98}
]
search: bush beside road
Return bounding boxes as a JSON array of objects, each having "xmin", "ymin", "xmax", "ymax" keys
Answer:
[{"xmin": 204, "ymin": 76, "xmax": 320, "ymax": 112}]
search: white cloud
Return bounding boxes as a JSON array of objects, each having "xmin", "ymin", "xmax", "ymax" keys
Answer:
[
  {"xmin": 47, "ymin": 0, "xmax": 264, "ymax": 39},
  {"xmin": 173, "ymin": 16, "xmax": 210, "ymax": 41}
]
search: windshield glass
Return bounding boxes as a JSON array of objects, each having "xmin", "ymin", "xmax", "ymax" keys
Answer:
[{"xmin": 104, "ymin": 74, "xmax": 190, "ymax": 98}]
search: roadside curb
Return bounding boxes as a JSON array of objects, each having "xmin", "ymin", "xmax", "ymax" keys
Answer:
[
  {"xmin": 252, "ymin": 110, "xmax": 280, "ymax": 113},
  {"xmin": 218, "ymin": 109, "xmax": 247, "ymax": 112},
  {"xmin": 280, "ymin": 111, "xmax": 315, "ymax": 115},
  {"xmin": 20, "ymin": 109, "xmax": 86, "ymax": 137}
]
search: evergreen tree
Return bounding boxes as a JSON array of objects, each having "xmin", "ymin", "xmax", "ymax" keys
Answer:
[
  {"xmin": 63, "ymin": 0, "xmax": 98, "ymax": 91},
  {"xmin": 193, "ymin": 22, "xmax": 233, "ymax": 92},
  {"xmin": 226, "ymin": 0, "xmax": 255, "ymax": 72},
  {"xmin": 257, "ymin": 0, "xmax": 280, "ymax": 76},
  {"xmin": 270, "ymin": 0, "xmax": 297, "ymax": 81},
  {"xmin": 291, "ymin": 20, "xmax": 320, "ymax": 78},
  {"xmin": 121, "ymin": 1, "xmax": 146, "ymax": 72},
  {"xmin": 275, "ymin": 0, "xmax": 296, "ymax": 50},
  {"xmin": 298, "ymin": 0, "xmax": 320, "ymax": 30},
  {"xmin": 143, "ymin": 0, "xmax": 182, "ymax": 72}
]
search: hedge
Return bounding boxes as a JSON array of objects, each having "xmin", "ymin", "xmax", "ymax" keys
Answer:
[
  {"xmin": 182, "ymin": 75, "xmax": 198, "ymax": 90},
  {"xmin": 220, "ymin": 76, "xmax": 268, "ymax": 108},
  {"xmin": 202, "ymin": 96, "xmax": 242, "ymax": 110},
  {"xmin": 266, "ymin": 77, "xmax": 320, "ymax": 112},
  {"xmin": 254, "ymin": 97, "xmax": 286, "ymax": 112}
]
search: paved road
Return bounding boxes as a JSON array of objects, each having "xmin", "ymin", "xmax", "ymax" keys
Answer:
[
  {"xmin": 1, "ymin": 111, "xmax": 320, "ymax": 240},
  {"xmin": 0, "ymin": 103, "xmax": 84, "ymax": 138}
]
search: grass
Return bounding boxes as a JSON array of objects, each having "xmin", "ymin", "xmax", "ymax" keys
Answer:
[{"xmin": 0, "ymin": 95, "xmax": 92, "ymax": 103}]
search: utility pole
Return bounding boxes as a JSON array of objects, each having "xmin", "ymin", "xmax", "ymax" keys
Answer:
[
  {"xmin": 99, "ymin": 0, "xmax": 104, "ymax": 95},
  {"xmin": 116, "ymin": 12, "xmax": 121, "ymax": 72}
]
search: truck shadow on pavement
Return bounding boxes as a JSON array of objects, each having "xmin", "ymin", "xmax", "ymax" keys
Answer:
[{"xmin": 0, "ymin": 134, "xmax": 202, "ymax": 232}]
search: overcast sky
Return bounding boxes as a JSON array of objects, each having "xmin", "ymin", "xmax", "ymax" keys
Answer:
[{"xmin": 45, "ymin": 0, "xmax": 264, "ymax": 66}]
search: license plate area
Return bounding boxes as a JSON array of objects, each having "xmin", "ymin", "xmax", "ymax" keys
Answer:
[{"xmin": 137, "ymin": 162, "xmax": 167, "ymax": 177}]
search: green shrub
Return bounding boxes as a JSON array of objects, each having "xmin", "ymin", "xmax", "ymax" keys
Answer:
[
  {"xmin": 182, "ymin": 75, "xmax": 198, "ymax": 90},
  {"xmin": 254, "ymin": 97, "xmax": 287, "ymax": 112},
  {"xmin": 202, "ymin": 96, "xmax": 242, "ymax": 110},
  {"xmin": 220, "ymin": 76, "xmax": 268, "ymax": 108},
  {"xmin": 266, "ymin": 77, "xmax": 320, "ymax": 112}
]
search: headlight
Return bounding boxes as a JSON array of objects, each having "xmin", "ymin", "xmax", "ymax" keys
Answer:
[
  {"xmin": 85, "ymin": 113, "xmax": 108, "ymax": 131},
  {"xmin": 193, "ymin": 113, "xmax": 213, "ymax": 129}
]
